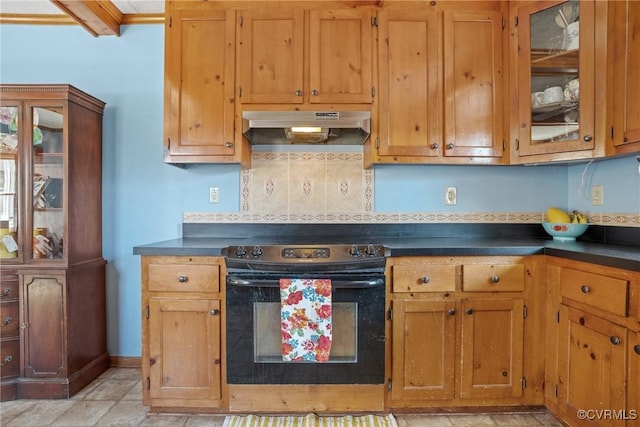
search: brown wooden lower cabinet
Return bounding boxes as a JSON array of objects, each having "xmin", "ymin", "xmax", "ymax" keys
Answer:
[
  {"xmin": 0, "ymin": 269, "xmax": 20, "ymax": 401},
  {"xmin": 545, "ymin": 257, "xmax": 639, "ymax": 427},
  {"xmin": 388, "ymin": 256, "xmax": 543, "ymax": 409},
  {"xmin": 142, "ymin": 256, "xmax": 225, "ymax": 412},
  {"xmin": 17, "ymin": 262, "xmax": 109, "ymax": 399}
]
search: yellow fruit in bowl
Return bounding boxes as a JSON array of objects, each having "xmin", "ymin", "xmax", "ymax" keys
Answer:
[{"xmin": 546, "ymin": 207, "xmax": 571, "ymax": 223}]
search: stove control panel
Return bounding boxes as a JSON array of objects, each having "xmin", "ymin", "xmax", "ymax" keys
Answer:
[{"xmin": 224, "ymin": 244, "xmax": 386, "ymax": 263}]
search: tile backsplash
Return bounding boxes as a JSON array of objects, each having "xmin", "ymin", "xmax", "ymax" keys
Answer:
[{"xmin": 241, "ymin": 151, "xmax": 373, "ymax": 220}]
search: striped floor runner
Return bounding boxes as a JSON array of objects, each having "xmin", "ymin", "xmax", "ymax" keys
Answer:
[{"xmin": 222, "ymin": 413, "xmax": 398, "ymax": 427}]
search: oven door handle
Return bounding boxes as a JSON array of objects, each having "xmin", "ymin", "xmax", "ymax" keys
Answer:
[{"xmin": 227, "ymin": 276, "xmax": 384, "ymax": 288}]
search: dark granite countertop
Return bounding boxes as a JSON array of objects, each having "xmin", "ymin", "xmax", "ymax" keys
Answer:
[{"xmin": 133, "ymin": 223, "xmax": 640, "ymax": 271}]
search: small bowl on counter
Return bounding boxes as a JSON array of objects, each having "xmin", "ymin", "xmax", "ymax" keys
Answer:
[{"xmin": 542, "ymin": 222, "xmax": 589, "ymax": 241}]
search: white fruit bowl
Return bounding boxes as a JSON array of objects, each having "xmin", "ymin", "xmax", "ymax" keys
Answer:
[{"xmin": 542, "ymin": 222, "xmax": 589, "ymax": 241}]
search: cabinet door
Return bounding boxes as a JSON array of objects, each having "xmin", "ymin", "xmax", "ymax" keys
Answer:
[
  {"xmin": 612, "ymin": 0, "xmax": 640, "ymax": 151},
  {"xmin": 630, "ymin": 331, "xmax": 640, "ymax": 425},
  {"xmin": 0, "ymin": 103, "xmax": 20, "ymax": 263},
  {"xmin": 377, "ymin": 8, "xmax": 441, "ymax": 157},
  {"xmin": 28, "ymin": 102, "xmax": 66, "ymax": 262},
  {"xmin": 148, "ymin": 298, "xmax": 221, "ymax": 407},
  {"xmin": 443, "ymin": 10, "xmax": 504, "ymax": 158},
  {"xmin": 164, "ymin": 9, "xmax": 236, "ymax": 159},
  {"xmin": 21, "ymin": 274, "xmax": 66, "ymax": 378},
  {"xmin": 391, "ymin": 299, "xmax": 456, "ymax": 401},
  {"xmin": 460, "ymin": 298, "xmax": 524, "ymax": 399},
  {"xmin": 308, "ymin": 9, "xmax": 373, "ymax": 104},
  {"xmin": 516, "ymin": 1, "xmax": 595, "ymax": 157},
  {"xmin": 557, "ymin": 305, "xmax": 626, "ymax": 427},
  {"xmin": 238, "ymin": 8, "xmax": 304, "ymax": 104}
]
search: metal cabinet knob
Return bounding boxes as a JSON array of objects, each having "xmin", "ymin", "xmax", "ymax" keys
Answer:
[
  {"xmin": 635, "ymin": 345, "xmax": 640, "ymax": 355},
  {"xmin": 295, "ymin": 90, "xmax": 302, "ymax": 96},
  {"xmin": 225, "ymin": 142, "xmax": 233, "ymax": 148},
  {"xmin": 447, "ymin": 143, "xmax": 455, "ymax": 150},
  {"xmin": 421, "ymin": 276, "xmax": 430, "ymax": 284},
  {"xmin": 448, "ymin": 308, "xmax": 456, "ymax": 316},
  {"xmin": 210, "ymin": 309, "xmax": 219, "ymax": 316},
  {"xmin": 178, "ymin": 276, "xmax": 188, "ymax": 283},
  {"xmin": 311, "ymin": 89, "xmax": 319, "ymax": 96},
  {"xmin": 465, "ymin": 308, "xmax": 473, "ymax": 315},
  {"xmin": 583, "ymin": 135, "xmax": 593, "ymax": 142},
  {"xmin": 431, "ymin": 143, "xmax": 439, "ymax": 149},
  {"xmin": 491, "ymin": 275, "xmax": 500, "ymax": 283},
  {"xmin": 610, "ymin": 336, "xmax": 621, "ymax": 346},
  {"xmin": 2, "ymin": 316, "xmax": 12, "ymax": 326},
  {"xmin": 1, "ymin": 288, "xmax": 10, "ymax": 296},
  {"xmin": 0, "ymin": 355, "xmax": 12, "ymax": 366},
  {"xmin": 581, "ymin": 285, "xmax": 591, "ymax": 294}
]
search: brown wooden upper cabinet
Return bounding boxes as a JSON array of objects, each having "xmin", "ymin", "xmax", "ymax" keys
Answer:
[
  {"xmin": 608, "ymin": 0, "xmax": 640, "ymax": 155},
  {"xmin": 511, "ymin": 0, "xmax": 600, "ymax": 163},
  {"xmin": 163, "ymin": 7, "xmax": 247, "ymax": 165},
  {"xmin": 237, "ymin": 6, "xmax": 374, "ymax": 105},
  {"xmin": 373, "ymin": 2, "xmax": 506, "ymax": 165}
]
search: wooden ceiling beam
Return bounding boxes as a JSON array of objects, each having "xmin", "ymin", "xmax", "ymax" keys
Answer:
[{"xmin": 50, "ymin": 0, "xmax": 122, "ymax": 37}]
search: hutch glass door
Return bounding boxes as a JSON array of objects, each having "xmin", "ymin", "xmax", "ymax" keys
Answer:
[
  {"xmin": 30, "ymin": 104, "xmax": 64, "ymax": 261},
  {"xmin": 0, "ymin": 105, "xmax": 20, "ymax": 261}
]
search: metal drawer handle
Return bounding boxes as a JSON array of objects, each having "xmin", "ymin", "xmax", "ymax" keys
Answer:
[
  {"xmin": 448, "ymin": 308, "xmax": 456, "ymax": 316},
  {"xmin": 491, "ymin": 275, "xmax": 500, "ymax": 283},
  {"xmin": 583, "ymin": 135, "xmax": 593, "ymax": 142},
  {"xmin": 431, "ymin": 143, "xmax": 439, "ymax": 149},
  {"xmin": 447, "ymin": 143, "xmax": 455, "ymax": 150},
  {"xmin": 421, "ymin": 276, "xmax": 430, "ymax": 284},
  {"xmin": 465, "ymin": 308, "xmax": 473, "ymax": 315},
  {"xmin": 2, "ymin": 316, "xmax": 12, "ymax": 326},
  {"xmin": 0, "ymin": 355, "xmax": 13, "ymax": 366},
  {"xmin": 178, "ymin": 276, "xmax": 188, "ymax": 283},
  {"xmin": 210, "ymin": 309, "xmax": 219, "ymax": 316},
  {"xmin": 311, "ymin": 89, "xmax": 319, "ymax": 96},
  {"xmin": 295, "ymin": 90, "xmax": 302, "ymax": 96},
  {"xmin": 581, "ymin": 285, "xmax": 591, "ymax": 294},
  {"xmin": 1, "ymin": 288, "xmax": 11, "ymax": 296},
  {"xmin": 610, "ymin": 336, "xmax": 621, "ymax": 346},
  {"xmin": 635, "ymin": 345, "xmax": 640, "ymax": 355},
  {"xmin": 225, "ymin": 142, "xmax": 233, "ymax": 148}
]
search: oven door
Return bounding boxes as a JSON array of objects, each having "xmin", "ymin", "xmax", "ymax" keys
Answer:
[{"xmin": 226, "ymin": 273, "xmax": 386, "ymax": 385}]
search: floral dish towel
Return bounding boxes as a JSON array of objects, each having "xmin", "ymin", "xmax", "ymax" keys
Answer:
[{"xmin": 280, "ymin": 278, "xmax": 332, "ymax": 362}]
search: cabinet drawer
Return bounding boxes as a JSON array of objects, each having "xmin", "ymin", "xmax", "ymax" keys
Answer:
[
  {"xmin": 148, "ymin": 264, "xmax": 220, "ymax": 293},
  {"xmin": 560, "ymin": 268, "xmax": 629, "ymax": 317},
  {"xmin": 0, "ymin": 302, "xmax": 19, "ymax": 338},
  {"xmin": 0, "ymin": 277, "xmax": 19, "ymax": 301},
  {"xmin": 0, "ymin": 338, "xmax": 19, "ymax": 378},
  {"xmin": 392, "ymin": 264, "xmax": 456, "ymax": 293},
  {"xmin": 462, "ymin": 264, "xmax": 525, "ymax": 292}
]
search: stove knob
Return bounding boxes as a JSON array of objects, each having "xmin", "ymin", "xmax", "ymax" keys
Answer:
[
  {"xmin": 365, "ymin": 244, "xmax": 378, "ymax": 256},
  {"xmin": 234, "ymin": 245, "xmax": 247, "ymax": 257},
  {"xmin": 251, "ymin": 245, "xmax": 264, "ymax": 257},
  {"xmin": 348, "ymin": 245, "xmax": 361, "ymax": 256}
]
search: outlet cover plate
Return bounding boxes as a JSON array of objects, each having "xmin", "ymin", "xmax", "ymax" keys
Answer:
[
  {"xmin": 445, "ymin": 187, "xmax": 457, "ymax": 205},
  {"xmin": 590, "ymin": 185, "xmax": 603, "ymax": 206}
]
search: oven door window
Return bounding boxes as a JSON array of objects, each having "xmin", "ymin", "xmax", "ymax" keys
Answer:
[{"xmin": 254, "ymin": 302, "xmax": 357, "ymax": 363}]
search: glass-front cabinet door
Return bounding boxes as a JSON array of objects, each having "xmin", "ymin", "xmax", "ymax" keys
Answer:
[
  {"xmin": 29, "ymin": 104, "xmax": 65, "ymax": 261},
  {"xmin": 0, "ymin": 105, "xmax": 20, "ymax": 262},
  {"xmin": 517, "ymin": 0, "xmax": 594, "ymax": 157}
]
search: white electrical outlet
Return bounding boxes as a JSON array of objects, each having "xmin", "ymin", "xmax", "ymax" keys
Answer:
[
  {"xmin": 445, "ymin": 187, "xmax": 457, "ymax": 205},
  {"xmin": 590, "ymin": 185, "xmax": 603, "ymax": 206},
  {"xmin": 209, "ymin": 186, "xmax": 220, "ymax": 204}
]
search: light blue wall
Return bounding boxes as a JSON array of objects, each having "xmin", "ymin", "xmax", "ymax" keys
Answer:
[{"xmin": 1, "ymin": 23, "xmax": 636, "ymax": 356}]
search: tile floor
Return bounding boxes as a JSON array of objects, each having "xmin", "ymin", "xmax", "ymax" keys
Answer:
[{"xmin": 0, "ymin": 368, "xmax": 565, "ymax": 427}]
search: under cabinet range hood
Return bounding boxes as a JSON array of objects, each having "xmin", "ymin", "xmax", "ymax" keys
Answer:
[{"xmin": 242, "ymin": 111, "xmax": 371, "ymax": 145}]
